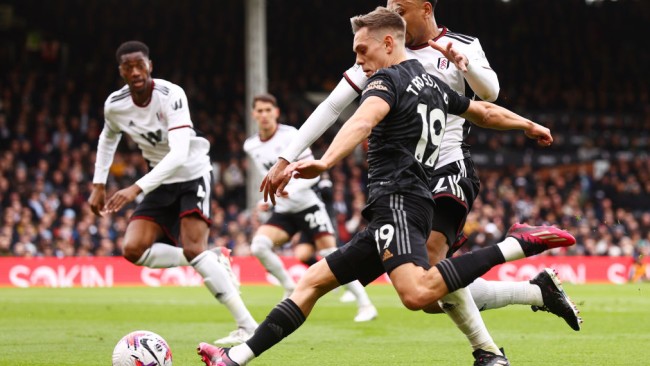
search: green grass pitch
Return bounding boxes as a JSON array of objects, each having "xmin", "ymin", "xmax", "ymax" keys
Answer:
[{"xmin": 1, "ymin": 283, "xmax": 649, "ymax": 365}]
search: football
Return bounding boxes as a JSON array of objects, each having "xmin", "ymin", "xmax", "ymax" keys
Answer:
[{"xmin": 112, "ymin": 330, "xmax": 173, "ymax": 366}]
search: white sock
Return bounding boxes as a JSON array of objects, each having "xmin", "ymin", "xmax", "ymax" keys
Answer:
[
  {"xmin": 496, "ymin": 237, "xmax": 525, "ymax": 261},
  {"xmin": 229, "ymin": 343, "xmax": 256, "ymax": 365},
  {"xmin": 468, "ymin": 277, "xmax": 544, "ymax": 310},
  {"xmin": 135, "ymin": 243, "xmax": 190, "ymax": 268},
  {"xmin": 191, "ymin": 251, "xmax": 257, "ymax": 330},
  {"xmin": 344, "ymin": 280, "xmax": 372, "ymax": 307},
  {"xmin": 439, "ymin": 287, "xmax": 502, "ymax": 355},
  {"xmin": 251, "ymin": 235, "xmax": 296, "ymax": 291}
]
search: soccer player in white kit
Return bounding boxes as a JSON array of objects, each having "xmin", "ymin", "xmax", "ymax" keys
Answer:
[
  {"xmin": 88, "ymin": 40, "xmax": 257, "ymax": 346},
  {"xmin": 243, "ymin": 93, "xmax": 378, "ymax": 323},
  {"xmin": 260, "ymin": 1, "xmax": 580, "ymax": 363}
]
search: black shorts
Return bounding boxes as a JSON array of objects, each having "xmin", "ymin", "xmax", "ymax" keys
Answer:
[
  {"xmin": 429, "ymin": 158, "xmax": 480, "ymax": 253},
  {"xmin": 326, "ymin": 193, "xmax": 433, "ymax": 286},
  {"xmin": 131, "ymin": 172, "xmax": 213, "ymax": 245},
  {"xmin": 265, "ymin": 203, "xmax": 335, "ymax": 245}
]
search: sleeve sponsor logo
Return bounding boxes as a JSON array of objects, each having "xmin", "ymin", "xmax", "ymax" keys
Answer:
[{"xmin": 362, "ymin": 80, "xmax": 388, "ymax": 95}]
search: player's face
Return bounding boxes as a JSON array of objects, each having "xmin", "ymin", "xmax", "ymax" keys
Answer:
[
  {"xmin": 252, "ymin": 101, "xmax": 279, "ymax": 131},
  {"xmin": 353, "ymin": 28, "xmax": 389, "ymax": 77},
  {"xmin": 387, "ymin": 0, "xmax": 428, "ymax": 47},
  {"xmin": 118, "ymin": 52, "xmax": 152, "ymax": 93}
]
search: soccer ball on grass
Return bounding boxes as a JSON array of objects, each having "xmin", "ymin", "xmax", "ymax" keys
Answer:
[{"xmin": 112, "ymin": 330, "xmax": 173, "ymax": 366}]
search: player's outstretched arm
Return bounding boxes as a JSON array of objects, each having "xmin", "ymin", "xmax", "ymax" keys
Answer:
[
  {"xmin": 261, "ymin": 77, "xmax": 359, "ymax": 204},
  {"xmin": 460, "ymin": 101, "xmax": 553, "ymax": 147},
  {"xmin": 318, "ymin": 96, "xmax": 389, "ymax": 170},
  {"xmin": 283, "ymin": 96, "xmax": 389, "ymax": 181}
]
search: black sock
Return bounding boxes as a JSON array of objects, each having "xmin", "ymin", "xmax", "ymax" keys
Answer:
[
  {"xmin": 435, "ymin": 246, "xmax": 505, "ymax": 293},
  {"xmin": 246, "ymin": 298, "xmax": 306, "ymax": 356}
]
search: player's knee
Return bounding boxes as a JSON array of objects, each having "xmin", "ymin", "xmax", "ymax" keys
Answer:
[
  {"xmin": 182, "ymin": 246, "xmax": 201, "ymax": 261},
  {"xmin": 398, "ymin": 291, "xmax": 437, "ymax": 311},
  {"xmin": 422, "ymin": 302, "xmax": 443, "ymax": 314},
  {"xmin": 399, "ymin": 295, "xmax": 424, "ymax": 311},
  {"xmin": 250, "ymin": 235, "xmax": 273, "ymax": 258},
  {"xmin": 122, "ymin": 240, "xmax": 146, "ymax": 264}
]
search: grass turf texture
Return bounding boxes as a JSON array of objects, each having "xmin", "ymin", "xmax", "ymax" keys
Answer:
[{"xmin": 1, "ymin": 283, "xmax": 648, "ymax": 365}]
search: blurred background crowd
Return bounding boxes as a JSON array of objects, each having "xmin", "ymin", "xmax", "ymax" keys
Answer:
[{"xmin": 0, "ymin": 0, "xmax": 648, "ymax": 259}]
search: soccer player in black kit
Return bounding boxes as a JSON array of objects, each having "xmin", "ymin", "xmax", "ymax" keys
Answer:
[{"xmin": 198, "ymin": 7, "xmax": 575, "ymax": 366}]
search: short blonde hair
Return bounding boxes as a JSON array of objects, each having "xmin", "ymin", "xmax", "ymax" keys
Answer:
[{"xmin": 350, "ymin": 6, "xmax": 405, "ymax": 41}]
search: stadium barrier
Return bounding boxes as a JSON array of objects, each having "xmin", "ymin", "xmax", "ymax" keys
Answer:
[{"xmin": 0, "ymin": 255, "xmax": 648, "ymax": 288}]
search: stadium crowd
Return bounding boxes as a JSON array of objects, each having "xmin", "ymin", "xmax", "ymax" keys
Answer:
[{"xmin": 0, "ymin": 0, "xmax": 648, "ymax": 259}]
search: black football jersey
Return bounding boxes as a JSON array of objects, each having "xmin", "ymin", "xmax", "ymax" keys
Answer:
[{"xmin": 359, "ymin": 59, "xmax": 470, "ymax": 204}]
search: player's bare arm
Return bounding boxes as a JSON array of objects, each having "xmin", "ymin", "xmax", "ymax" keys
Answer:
[
  {"xmin": 523, "ymin": 122, "xmax": 553, "ymax": 145},
  {"xmin": 285, "ymin": 96, "xmax": 390, "ymax": 180},
  {"xmin": 88, "ymin": 184, "xmax": 107, "ymax": 217},
  {"xmin": 104, "ymin": 184, "xmax": 142, "ymax": 213},
  {"xmin": 460, "ymin": 101, "xmax": 553, "ymax": 147},
  {"xmin": 263, "ymin": 78, "xmax": 360, "ymax": 204}
]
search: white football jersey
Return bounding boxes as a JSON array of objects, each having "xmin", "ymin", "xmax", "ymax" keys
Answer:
[
  {"xmin": 98, "ymin": 79, "xmax": 211, "ymax": 192},
  {"xmin": 343, "ymin": 27, "xmax": 496, "ymax": 169},
  {"xmin": 244, "ymin": 124, "xmax": 321, "ymax": 213}
]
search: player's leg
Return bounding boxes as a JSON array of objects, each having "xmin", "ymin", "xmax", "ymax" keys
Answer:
[
  {"xmin": 122, "ymin": 219, "xmax": 167, "ymax": 264},
  {"xmin": 176, "ymin": 174, "xmax": 258, "ymax": 345},
  {"xmin": 180, "ymin": 214, "xmax": 258, "ymax": 345},
  {"xmin": 424, "ymin": 223, "xmax": 576, "ymax": 306},
  {"xmin": 381, "ymin": 194, "xmax": 577, "ymax": 309},
  {"xmin": 198, "ymin": 254, "xmax": 342, "ymax": 366},
  {"xmin": 425, "ymin": 164, "xmax": 505, "ymax": 358},
  {"xmin": 303, "ymin": 200, "xmax": 378, "ymax": 321},
  {"xmin": 124, "ymin": 185, "xmax": 189, "ymax": 268},
  {"xmin": 421, "ymin": 158, "xmax": 483, "ymax": 311},
  {"xmin": 423, "ymin": 270, "xmax": 579, "ymax": 319},
  {"xmin": 462, "ymin": 268, "xmax": 583, "ymax": 330},
  {"xmin": 426, "ymin": 239, "xmax": 582, "ymax": 331},
  {"xmin": 422, "ymin": 272, "xmax": 583, "ymax": 331},
  {"xmin": 423, "ymin": 231, "xmax": 504, "ymax": 357},
  {"xmin": 198, "ymin": 225, "xmax": 387, "ymax": 366},
  {"xmin": 426, "ymin": 160, "xmax": 582, "ymax": 330},
  {"xmin": 250, "ymin": 224, "xmax": 295, "ymax": 297},
  {"xmin": 293, "ymin": 243, "xmax": 317, "ymax": 265},
  {"xmin": 314, "ymin": 234, "xmax": 378, "ymax": 322}
]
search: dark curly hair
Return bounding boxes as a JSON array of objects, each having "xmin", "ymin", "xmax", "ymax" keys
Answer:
[{"xmin": 115, "ymin": 40, "xmax": 149, "ymax": 64}]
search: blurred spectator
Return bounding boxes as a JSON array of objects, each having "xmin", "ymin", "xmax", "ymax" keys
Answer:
[
  {"xmin": 628, "ymin": 255, "xmax": 649, "ymax": 283},
  {"xmin": 0, "ymin": 0, "xmax": 648, "ymax": 259}
]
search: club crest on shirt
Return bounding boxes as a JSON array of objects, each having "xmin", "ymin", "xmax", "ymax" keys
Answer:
[
  {"xmin": 362, "ymin": 80, "xmax": 388, "ymax": 95},
  {"xmin": 437, "ymin": 58, "xmax": 450, "ymax": 70}
]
